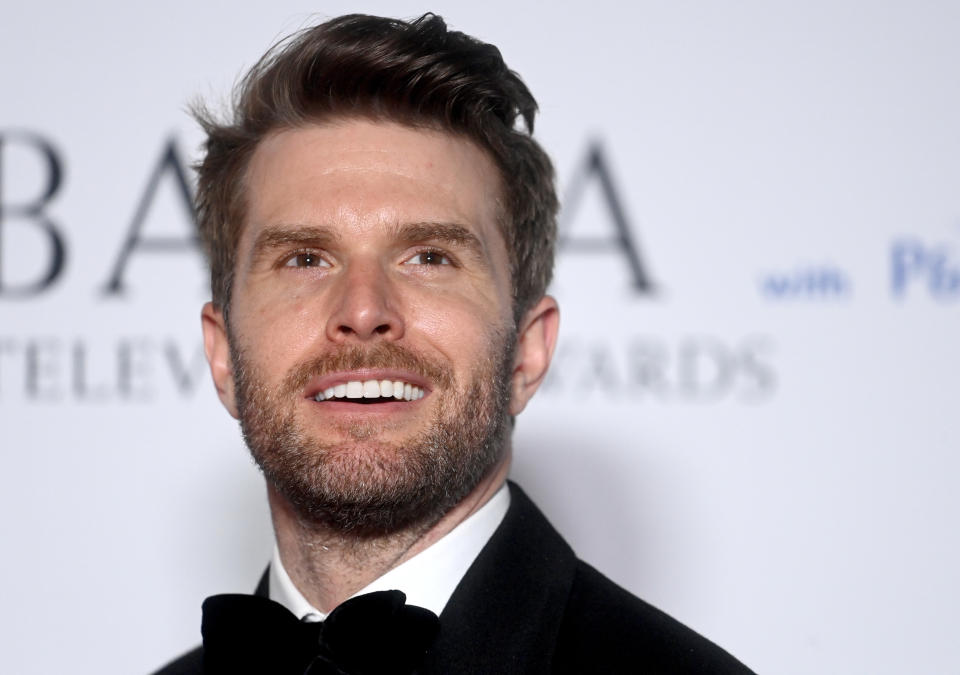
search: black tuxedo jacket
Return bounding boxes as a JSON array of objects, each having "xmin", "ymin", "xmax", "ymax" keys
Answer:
[{"xmin": 156, "ymin": 483, "xmax": 754, "ymax": 674}]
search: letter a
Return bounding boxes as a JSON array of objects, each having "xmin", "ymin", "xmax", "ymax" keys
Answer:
[
  {"xmin": 559, "ymin": 141, "xmax": 654, "ymax": 293},
  {"xmin": 103, "ymin": 137, "xmax": 198, "ymax": 294}
]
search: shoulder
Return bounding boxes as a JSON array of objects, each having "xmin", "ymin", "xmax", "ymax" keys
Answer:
[
  {"xmin": 553, "ymin": 560, "xmax": 755, "ymax": 674},
  {"xmin": 486, "ymin": 483, "xmax": 754, "ymax": 674},
  {"xmin": 151, "ymin": 646, "xmax": 203, "ymax": 675}
]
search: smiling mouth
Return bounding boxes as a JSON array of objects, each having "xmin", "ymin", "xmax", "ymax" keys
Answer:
[{"xmin": 312, "ymin": 379, "xmax": 425, "ymax": 403}]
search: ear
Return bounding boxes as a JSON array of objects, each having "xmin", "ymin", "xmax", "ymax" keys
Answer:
[
  {"xmin": 201, "ymin": 302, "xmax": 239, "ymax": 419},
  {"xmin": 509, "ymin": 295, "xmax": 560, "ymax": 416}
]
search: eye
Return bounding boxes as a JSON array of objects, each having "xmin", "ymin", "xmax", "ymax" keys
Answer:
[
  {"xmin": 405, "ymin": 249, "xmax": 452, "ymax": 266},
  {"xmin": 283, "ymin": 252, "xmax": 330, "ymax": 268}
]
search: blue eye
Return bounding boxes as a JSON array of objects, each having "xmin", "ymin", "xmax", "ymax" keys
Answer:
[
  {"xmin": 284, "ymin": 252, "xmax": 329, "ymax": 268},
  {"xmin": 406, "ymin": 250, "xmax": 451, "ymax": 266}
]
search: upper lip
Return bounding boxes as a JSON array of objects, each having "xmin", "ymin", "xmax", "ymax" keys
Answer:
[{"xmin": 303, "ymin": 369, "xmax": 432, "ymax": 399}]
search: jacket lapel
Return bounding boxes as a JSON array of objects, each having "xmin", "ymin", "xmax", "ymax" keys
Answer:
[
  {"xmin": 422, "ymin": 482, "xmax": 577, "ymax": 674},
  {"xmin": 254, "ymin": 568, "xmax": 269, "ymax": 598}
]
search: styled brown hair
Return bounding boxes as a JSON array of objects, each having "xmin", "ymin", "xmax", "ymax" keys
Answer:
[{"xmin": 193, "ymin": 13, "xmax": 557, "ymax": 324}]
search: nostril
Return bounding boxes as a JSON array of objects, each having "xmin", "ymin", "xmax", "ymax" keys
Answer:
[{"xmin": 327, "ymin": 301, "xmax": 402, "ymax": 341}]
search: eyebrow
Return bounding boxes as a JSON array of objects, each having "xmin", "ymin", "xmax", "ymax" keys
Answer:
[
  {"xmin": 248, "ymin": 221, "xmax": 487, "ymax": 266},
  {"xmin": 395, "ymin": 222, "xmax": 486, "ymax": 261},
  {"xmin": 249, "ymin": 225, "xmax": 342, "ymax": 267}
]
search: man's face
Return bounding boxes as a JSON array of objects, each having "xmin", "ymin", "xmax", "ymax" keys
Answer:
[{"xmin": 205, "ymin": 119, "xmax": 527, "ymax": 534}]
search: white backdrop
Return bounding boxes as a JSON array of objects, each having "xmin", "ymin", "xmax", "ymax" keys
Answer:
[{"xmin": 2, "ymin": 2, "xmax": 958, "ymax": 673}]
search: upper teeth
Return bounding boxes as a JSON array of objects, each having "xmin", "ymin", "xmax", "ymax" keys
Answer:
[{"xmin": 313, "ymin": 380, "xmax": 425, "ymax": 402}]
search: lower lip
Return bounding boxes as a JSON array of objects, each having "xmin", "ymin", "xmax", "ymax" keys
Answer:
[{"xmin": 304, "ymin": 398, "xmax": 425, "ymax": 414}]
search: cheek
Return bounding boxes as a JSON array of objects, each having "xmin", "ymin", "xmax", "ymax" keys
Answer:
[
  {"xmin": 407, "ymin": 290, "xmax": 508, "ymax": 366},
  {"xmin": 233, "ymin": 290, "xmax": 325, "ymax": 376}
]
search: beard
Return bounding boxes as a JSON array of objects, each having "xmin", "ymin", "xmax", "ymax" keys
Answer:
[{"xmin": 230, "ymin": 330, "xmax": 516, "ymax": 537}]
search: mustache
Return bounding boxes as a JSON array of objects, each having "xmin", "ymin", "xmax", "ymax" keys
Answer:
[{"xmin": 281, "ymin": 343, "xmax": 454, "ymax": 395}]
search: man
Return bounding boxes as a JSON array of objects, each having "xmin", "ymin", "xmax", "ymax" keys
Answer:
[{"xmin": 157, "ymin": 13, "xmax": 753, "ymax": 674}]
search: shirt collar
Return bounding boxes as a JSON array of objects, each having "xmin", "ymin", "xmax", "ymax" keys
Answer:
[{"xmin": 269, "ymin": 483, "xmax": 510, "ymax": 620}]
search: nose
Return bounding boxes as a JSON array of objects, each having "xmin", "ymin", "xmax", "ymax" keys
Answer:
[{"xmin": 324, "ymin": 260, "xmax": 404, "ymax": 343}]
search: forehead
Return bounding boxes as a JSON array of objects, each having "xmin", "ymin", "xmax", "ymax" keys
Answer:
[{"xmin": 240, "ymin": 118, "xmax": 506, "ymax": 254}]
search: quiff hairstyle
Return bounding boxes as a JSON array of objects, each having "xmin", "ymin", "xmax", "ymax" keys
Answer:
[{"xmin": 194, "ymin": 13, "xmax": 557, "ymax": 324}]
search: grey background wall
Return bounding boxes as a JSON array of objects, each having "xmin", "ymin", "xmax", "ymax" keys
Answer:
[{"xmin": 2, "ymin": 2, "xmax": 958, "ymax": 673}]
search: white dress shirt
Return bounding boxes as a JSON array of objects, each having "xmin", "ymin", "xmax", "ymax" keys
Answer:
[{"xmin": 269, "ymin": 483, "xmax": 510, "ymax": 620}]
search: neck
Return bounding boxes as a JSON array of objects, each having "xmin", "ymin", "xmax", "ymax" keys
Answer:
[{"xmin": 267, "ymin": 453, "xmax": 511, "ymax": 613}]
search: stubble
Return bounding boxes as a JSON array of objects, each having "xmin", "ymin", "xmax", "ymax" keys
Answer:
[{"xmin": 231, "ymin": 333, "xmax": 515, "ymax": 537}]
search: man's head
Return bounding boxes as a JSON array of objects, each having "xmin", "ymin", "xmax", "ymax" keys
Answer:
[
  {"xmin": 196, "ymin": 14, "xmax": 559, "ymax": 536},
  {"xmin": 194, "ymin": 13, "xmax": 557, "ymax": 326}
]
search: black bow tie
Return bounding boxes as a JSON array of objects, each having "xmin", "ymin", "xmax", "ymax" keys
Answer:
[{"xmin": 201, "ymin": 590, "xmax": 440, "ymax": 674}]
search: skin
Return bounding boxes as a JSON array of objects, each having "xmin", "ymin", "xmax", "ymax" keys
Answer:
[{"xmin": 201, "ymin": 118, "xmax": 559, "ymax": 612}]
